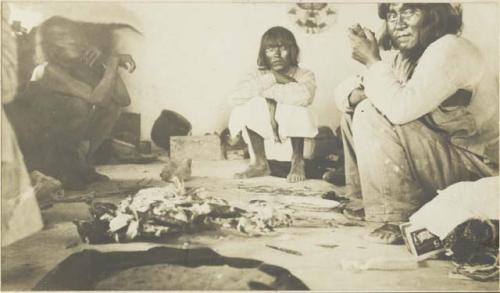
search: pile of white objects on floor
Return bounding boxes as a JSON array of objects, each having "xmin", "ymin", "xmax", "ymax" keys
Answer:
[
  {"xmin": 236, "ymin": 200, "xmax": 292, "ymax": 236},
  {"xmin": 75, "ymin": 177, "xmax": 292, "ymax": 244},
  {"xmin": 401, "ymin": 176, "xmax": 499, "ymax": 282}
]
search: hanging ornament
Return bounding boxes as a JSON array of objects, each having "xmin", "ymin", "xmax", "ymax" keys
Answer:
[{"xmin": 288, "ymin": 3, "xmax": 337, "ymax": 34}]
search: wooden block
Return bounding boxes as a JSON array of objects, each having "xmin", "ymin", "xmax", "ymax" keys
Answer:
[{"xmin": 170, "ymin": 135, "xmax": 223, "ymax": 161}]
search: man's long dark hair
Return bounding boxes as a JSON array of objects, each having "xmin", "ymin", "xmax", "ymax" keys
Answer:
[
  {"xmin": 37, "ymin": 16, "xmax": 141, "ymax": 69},
  {"xmin": 377, "ymin": 3, "xmax": 462, "ymax": 80},
  {"xmin": 378, "ymin": 3, "xmax": 463, "ymax": 54},
  {"xmin": 32, "ymin": 16, "xmax": 141, "ymax": 85},
  {"xmin": 257, "ymin": 26, "xmax": 300, "ymax": 70}
]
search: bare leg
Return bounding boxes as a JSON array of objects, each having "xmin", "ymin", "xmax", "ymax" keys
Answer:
[
  {"xmin": 266, "ymin": 98, "xmax": 281, "ymax": 143},
  {"xmin": 234, "ymin": 127, "xmax": 271, "ymax": 179},
  {"xmin": 86, "ymin": 102, "xmax": 121, "ymax": 163},
  {"xmin": 287, "ymin": 137, "xmax": 306, "ymax": 182},
  {"xmin": 83, "ymin": 102, "xmax": 121, "ymax": 182}
]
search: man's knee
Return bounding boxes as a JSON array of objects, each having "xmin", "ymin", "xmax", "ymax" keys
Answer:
[
  {"xmin": 351, "ymin": 100, "xmax": 385, "ymax": 136},
  {"xmin": 339, "ymin": 112, "xmax": 353, "ymax": 133},
  {"xmin": 352, "ymin": 99, "xmax": 378, "ymax": 122},
  {"xmin": 65, "ymin": 97, "xmax": 92, "ymax": 121}
]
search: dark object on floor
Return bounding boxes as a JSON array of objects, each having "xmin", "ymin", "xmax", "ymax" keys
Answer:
[
  {"xmin": 33, "ymin": 247, "xmax": 309, "ymax": 290},
  {"xmin": 73, "ymin": 220, "xmax": 114, "ymax": 244},
  {"xmin": 317, "ymin": 244, "xmax": 339, "ymax": 249},
  {"xmin": 443, "ymin": 219, "xmax": 499, "ymax": 264},
  {"xmin": 265, "ymin": 245, "xmax": 303, "ymax": 256},
  {"xmin": 450, "ymin": 248, "xmax": 498, "ymax": 281},
  {"xmin": 151, "ymin": 110, "xmax": 192, "ymax": 152},
  {"xmin": 74, "ymin": 187, "xmax": 248, "ymax": 244},
  {"xmin": 112, "ymin": 112, "xmax": 141, "ymax": 147},
  {"xmin": 322, "ymin": 191, "xmax": 350, "ymax": 214},
  {"xmin": 342, "ymin": 203, "xmax": 365, "ymax": 221},
  {"xmin": 112, "ymin": 139, "xmax": 158, "ymax": 164},
  {"xmin": 268, "ymin": 158, "xmax": 341, "ymax": 180},
  {"xmin": 88, "ymin": 201, "xmax": 118, "ymax": 219},
  {"xmin": 95, "ymin": 139, "xmax": 157, "ymax": 165},
  {"xmin": 309, "ymin": 126, "xmax": 343, "ymax": 161},
  {"xmin": 367, "ymin": 223, "xmax": 404, "ymax": 245},
  {"xmin": 74, "ymin": 201, "xmax": 118, "ymax": 244},
  {"xmin": 160, "ymin": 158, "xmax": 192, "ymax": 182},
  {"xmin": 321, "ymin": 191, "xmax": 349, "ymax": 203},
  {"xmin": 339, "ymin": 222, "xmax": 364, "ymax": 227},
  {"xmin": 115, "ymin": 154, "xmax": 157, "ymax": 164},
  {"xmin": 322, "ymin": 167, "xmax": 346, "ymax": 186}
]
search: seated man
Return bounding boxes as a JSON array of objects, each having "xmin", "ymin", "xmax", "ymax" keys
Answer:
[
  {"xmin": 228, "ymin": 26, "xmax": 317, "ymax": 183},
  {"xmin": 5, "ymin": 16, "xmax": 137, "ymax": 189},
  {"xmin": 334, "ymin": 4, "xmax": 498, "ymax": 243}
]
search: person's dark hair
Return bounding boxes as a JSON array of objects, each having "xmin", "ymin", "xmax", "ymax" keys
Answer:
[
  {"xmin": 257, "ymin": 26, "xmax": 300, "ymax": 70},
  {"xmin": 378, "ymin": 3, "xmax": 463, "ymax": 52},
  {"xmin": 39, "ymin": 16, "xmax": 81, "ymax": 59},
  {"xmin": 38, "ymin": 16, "xmax": 141, "ymax": 67}
]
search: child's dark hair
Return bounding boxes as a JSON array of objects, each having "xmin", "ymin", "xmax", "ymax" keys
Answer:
[{"xmin": 257, "ymin": 26, "xmax": 300, "ymax": 70}]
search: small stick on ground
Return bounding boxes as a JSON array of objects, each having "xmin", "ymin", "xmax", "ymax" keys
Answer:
[{"xmin": 266, "ymin": 244, "xmax": 302, "ymax": 256}]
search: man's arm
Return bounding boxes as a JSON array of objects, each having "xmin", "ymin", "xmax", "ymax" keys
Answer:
[
  {"xmin": 228, "ymin": 71, "xmax": 276, "ymax": 106},
  {"xmin": 348, "ymin": 88, "xmax": 367, "ymax": 108},
  {"xmin": 262, "ymin": 69, "xmax": 316, "ymax": 107},
  {"xmin": 334, "ymin": 74, "xmax": 365, "ymax": 113},
  {"xmin": 363, "ymin": 36, "xmax": 482, "ymax": 125},
  {"xmin": 40, "ymin": 56, "xmax": 120, "ymax": 106},
  {"xmin": 40, "ymin": 54, "xmax": 134, "ymax": 106},
  {"xmin": 39, "ymin": 64, "xmax": 93, "ymax": 101}
]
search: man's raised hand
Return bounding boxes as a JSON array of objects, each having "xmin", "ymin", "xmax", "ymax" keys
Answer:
[{"xmin": 82, "ymin": 46, "xmax": 103, "ymax": 67}]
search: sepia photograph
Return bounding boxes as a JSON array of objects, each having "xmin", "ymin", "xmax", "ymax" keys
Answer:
[{"xmin": 1, "ymin": 1, "xmax": 498, "ymax": 291}]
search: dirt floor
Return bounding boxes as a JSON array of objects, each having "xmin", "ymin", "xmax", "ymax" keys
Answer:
[{"xmin": 1, "ymin": 159, "xmax": 498, "ymax": 291}]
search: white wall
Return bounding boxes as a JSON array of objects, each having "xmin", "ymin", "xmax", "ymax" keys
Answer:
[{"xmin": 8, "ymin": 2, "xmax": 498, "ymax": 141}]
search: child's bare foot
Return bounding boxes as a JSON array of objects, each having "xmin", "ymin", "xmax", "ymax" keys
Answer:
[
  {"xmin": 234, "ymin": 163, "xmax": 271, "ymax": 179},
  {"xmin": 287, "ymin": 159, "xmax": 305, "ymax": 183}
]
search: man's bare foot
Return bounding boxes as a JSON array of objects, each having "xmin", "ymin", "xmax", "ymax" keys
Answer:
[
  {"xmin": 287, "ymin": 159, "xmax": 305, "ymax": 183},
  {"xmin": 365, "ymin": 223, "xmax": 404, "ymax": 245},
  {"xmin": 234, "ymin": 164, "xmax": 271, "ymax": 179}
]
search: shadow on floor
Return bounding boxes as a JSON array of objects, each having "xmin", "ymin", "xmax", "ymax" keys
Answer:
[{"xmin": 33, "ymin": 246, "xmax": 309, "ymax": 291}]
